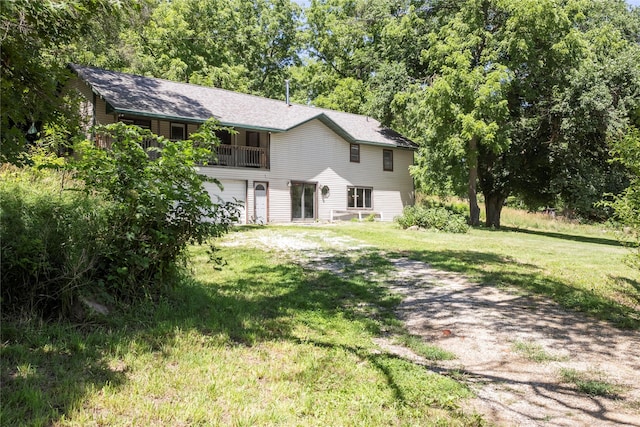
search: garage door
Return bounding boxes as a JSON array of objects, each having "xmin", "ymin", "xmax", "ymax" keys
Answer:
[{"xmin": 204, "ymin": 180, "xmax": 247, "ymax": 224}]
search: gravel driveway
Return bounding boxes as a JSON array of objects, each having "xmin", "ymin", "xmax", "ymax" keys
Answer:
[{"xmin": 223, "ymin": 227, "xmax": 640, "ymax": 426}]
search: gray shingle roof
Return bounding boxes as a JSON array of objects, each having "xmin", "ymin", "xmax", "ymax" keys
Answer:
[{"xmin": 70, "ymin": 64, "xmax": 417, "ymax": 149}]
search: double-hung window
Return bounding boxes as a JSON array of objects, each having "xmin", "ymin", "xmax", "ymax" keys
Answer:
[
  {"xmin": 383, "ymin": 149, "xmax": 393, "ymax": 171},
  {"xmin": 350, "ymin": 143, "xmax": 360, "ymax": 163},
  {"xmin": 247, "ymin": 131, "xmax": 260, "ymax": 147},
  {"xmin": 216, "ymin": 129, "xmax": 232, "ymax": 145},
  {"xmin": 347, "ymin": 186, "xmax": 372, "ymax": 209}
]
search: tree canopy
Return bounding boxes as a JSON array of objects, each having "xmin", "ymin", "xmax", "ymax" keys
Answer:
[{"xmin": 2, "ymin": 0, "xmax": 639, "ymax": 228}]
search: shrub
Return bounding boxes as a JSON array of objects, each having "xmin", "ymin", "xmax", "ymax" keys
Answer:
[
  {"xmin": 0, "ymin": 165, "xmax": 109, "ymax": 316},
  {"xmin": 1, "ymin": 120, "xmax": 239, "ymax": 317},
  {"xmin": 72, "ymin": 121, "xmax": 239, "ymax": 303},
  {"xmin": 396, "ymin": 205, "xmax": 469, "ymax": 233}
]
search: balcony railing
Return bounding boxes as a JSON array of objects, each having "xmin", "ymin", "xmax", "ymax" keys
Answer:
[
  {"xmin": 210, "ymin": 145, "xmax": 268, "ymax": 169},
  {"xmin": 94, "ymin": 134, "xmax": 268, "ymax": 169},
  {"xmin": 95, "ymin": 134, "xmax": 162, "ymax": 160}
]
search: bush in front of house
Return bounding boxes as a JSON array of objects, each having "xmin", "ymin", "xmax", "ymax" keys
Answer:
[
  {"xmin": 396, "ymin": 205, "xmax": 469, "ymax": 233},
  {"xmin": 72, "ymin": 121, "xmax": 240, "ymax": 304},
  {"xmin": 0, "ymin": 165, "xmax": 110, "ymax": 317},
  {"xmin": 1, "ymin": 120, "xmax": 240, "ymax": 318}
]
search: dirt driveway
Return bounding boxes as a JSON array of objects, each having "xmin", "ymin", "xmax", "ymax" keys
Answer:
[{"xmin": 224, "ymin": 227, "xmax": 640, "ymax": 426}]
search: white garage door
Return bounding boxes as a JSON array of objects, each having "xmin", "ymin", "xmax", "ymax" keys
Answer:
[{"xmin": 204, "ymin": 180, "xmax": 247, "ymax": 224}]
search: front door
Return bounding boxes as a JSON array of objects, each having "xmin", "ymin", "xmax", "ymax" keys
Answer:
[
  {"xmin": 291, "ymin": 182, "xmax": 316, "ymax": 221},
  {"xmin": 254, "ymin": 182, "xmax": 267, "ymax": 224}
]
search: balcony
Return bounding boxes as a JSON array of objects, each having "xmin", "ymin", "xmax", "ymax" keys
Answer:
[
  {"xmin": 95, "ymin": 134, "xmax": 268, "ymax": 169},
  {"xmin": 95, "ymin": 134, "xmax": 162, "ymax": 160},
  {"xmin": 210, "ymin": 145, "xmax": 268, "ymax": 169}
]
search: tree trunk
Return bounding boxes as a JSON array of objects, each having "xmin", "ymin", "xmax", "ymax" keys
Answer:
[
  {"xmin": 485, "ymin": 193, "xmax": 506, "ymax": 228},
  {"xmin": 468, "ymin": 137, "xmax": 481, "ymax": 226}
]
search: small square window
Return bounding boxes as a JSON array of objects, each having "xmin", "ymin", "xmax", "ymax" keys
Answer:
[
  {"xmin": 171, "ymin": 123, "xmax": 186, "ymax": 140},
  {"xmin": 247, "ymin": 131, "xmax": 260, "ymax": 147},
  {"xmin": 216, "ymin": 129, "xmax": 232, "ymax": 145},
  {"xmin": 350, "ymin": 143, "xmax": 360, "ymax": 163},
  {"xmin": 383, "ymin": 149, "xmax": 393, "ymax": 171}
]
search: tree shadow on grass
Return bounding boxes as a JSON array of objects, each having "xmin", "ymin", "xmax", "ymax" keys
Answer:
[
  {"xmin": 0, "ymin": 321, "xmax": 127, "ymax": 425},
  {"xmin": 3, "ymin": 240, "xmax": 637, "ymax": 425},
  {"xmin": 0, "ymin": 256, "xmax": 405, "ymax": 425},
  {"xmin": 501, "ymin": 226, "xmax": 624, "ymax": 247}
]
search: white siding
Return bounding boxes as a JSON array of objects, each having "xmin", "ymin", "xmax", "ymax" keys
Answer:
[
  {"xmin": 203, "ymin": 180, "xmax": 247, "ymax": 224},
  {"xmin": 267, "ymin": 120, "xmax": 414, "ymax": 222},
  {"xmin": 199, "ymin": 119, "xmax": 414, "ymax": 223}
]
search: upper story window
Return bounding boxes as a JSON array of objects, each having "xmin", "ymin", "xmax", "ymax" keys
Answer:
[
  {"xmin": 119, "ymin": 117, "xmax": 151, "ymax": 129},
  {"xmin": 350, "ymin": 143, "xmax": 360, "ymax": 163},
  {"xmin": 171, "ymin": 123, "xmax": 186, "ymax": 140},
  {"xmin": 216, "ymin": 129, "xmax": 232, "ymax": 145},
  {"xmin": 247, "ymin": 131, "xmax": 260, "ymax": 147},
  {"xmin": 383, "ymin": 149, "xmax": 393, "ymax": 171}
]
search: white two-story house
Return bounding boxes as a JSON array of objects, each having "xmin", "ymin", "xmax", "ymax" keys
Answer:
[{"xmin": 70, "ymin": 64, "xmax": 416, "ymax": 224}]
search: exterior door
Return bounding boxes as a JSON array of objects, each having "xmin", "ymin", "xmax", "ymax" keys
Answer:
[
  {"xmin": 254, "ymin": 182, "xmax": 267, "ymax": 224},
  {"xmin": 291, "ymin": 182, "xmax": 316, "ymax": 221}
]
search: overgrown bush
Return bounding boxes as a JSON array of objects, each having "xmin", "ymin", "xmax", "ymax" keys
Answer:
[
  {"xmin": 1, "ymin": 120, "xmax": 239, "ymax": 317},
  {"xmin": 608, "ymin": 126, "xmax": 640, "ymax": 267},
  {"xmin": 0, "ymin": 165, "xmax": 109, "ymax": 316},
  {"xmin": 396, "ymin": 205, "xmax": 469, "ymax": 233},
  {"xmin": 72, "ymin": 121, "xmax": 239, "ymax": 303}
]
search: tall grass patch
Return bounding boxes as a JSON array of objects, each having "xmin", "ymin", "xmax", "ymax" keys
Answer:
[{"xmin": 0, "ymin": 165, "xmax": 109, "ymax": 316}]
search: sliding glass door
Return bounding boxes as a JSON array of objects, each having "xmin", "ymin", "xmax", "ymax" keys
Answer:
[{"xmin": 291, "ymin": 182, "xmax": 316, "ymax": 221}]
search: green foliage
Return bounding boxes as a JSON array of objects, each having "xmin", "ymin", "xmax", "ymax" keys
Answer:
[
  {"xmin": 0, "ymin": 165, "xmax": 109, "ymax": 316},
  {"xmin": 76, "ymin": 0, "xmax": 302, "ymax": 99},
  {"xmin": 0, "ymin": 0, "xmax": 127, "ymax": 163},
  {"xmin": 609, "ymin": 127, "xmax": 640, "ymax": 266},
  {"xmin": 72, "ymin": 121, "xmax": 239, "ymax": 302},
  {"xmin": 396, "ymin": 206, "xmax": 469, "ymax": 233}
]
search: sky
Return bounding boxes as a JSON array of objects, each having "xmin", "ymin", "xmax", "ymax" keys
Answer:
[{"xmin": 628, "ymin": 0, "xmax": 640, "ymax": 6}]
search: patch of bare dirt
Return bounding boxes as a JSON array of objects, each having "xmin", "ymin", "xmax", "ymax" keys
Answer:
[{"xmin": 224, "ymin": 227, "xmax": 640, "ymax": 427}]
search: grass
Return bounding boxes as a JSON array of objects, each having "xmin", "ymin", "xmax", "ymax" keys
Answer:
[
  {"xmin": 396, "ymin": 334, "xmax": 457, "ymax": 361},
  {"xmin": 559, "ymin": 368, "xmax": 624, "ymax": 397},
  {"xmin": 1, "ymin": 244, "xmax": 478, "ymax": 426},
  {"xmin": 3, "ymin": 207, "xmax": 638, "ymax": 425},
  {"xmin": 511, "ymin": 340, "xmax": 567, "ymax": 363},
  {"xmin": 321, "ymin": 208, "xmax": 640, "ymax": 330}
]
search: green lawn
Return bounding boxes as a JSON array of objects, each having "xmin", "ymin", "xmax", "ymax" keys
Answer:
[
  {"xmin": 2, "ymin": 213, "xmax": 637, "ymax": 426},
  {"xmin": 327, "ymin": 210, "xmax": 639, "ymax": 329}
]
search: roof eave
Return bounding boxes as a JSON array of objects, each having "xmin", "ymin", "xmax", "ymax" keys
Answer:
[
  {"xmin": 108, "ymin": 107, "xmax": 285, "ymax": 132},
  {"xmin": 353, "ymin": 139, "xmax": 418, "ymax": 150}
]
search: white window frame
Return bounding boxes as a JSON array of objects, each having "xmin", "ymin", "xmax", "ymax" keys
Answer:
[{"xmin": 347, "ymin": 186, "xmax": 373, "ymax": 209}]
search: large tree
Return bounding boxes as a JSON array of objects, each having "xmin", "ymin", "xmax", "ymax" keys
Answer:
[
  {"xmin": 100, "ymin": 0, "xmax": 303, "ymax": 99},
  {"xmin": 410, "ymin": 0, "xmax": 639, "ymax": 227},
  {"xmin": 0, "ymin": 0, "xmax": 128, "ymax": 163}
]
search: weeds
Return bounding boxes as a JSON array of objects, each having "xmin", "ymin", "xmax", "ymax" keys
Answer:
[
  {"xmin": 511, "ymin": 340, "xmax": 567, "ymax": 363},
  {"xmin": 559, "ymin": 368, "xmax": 624, "ymax": 397}
]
